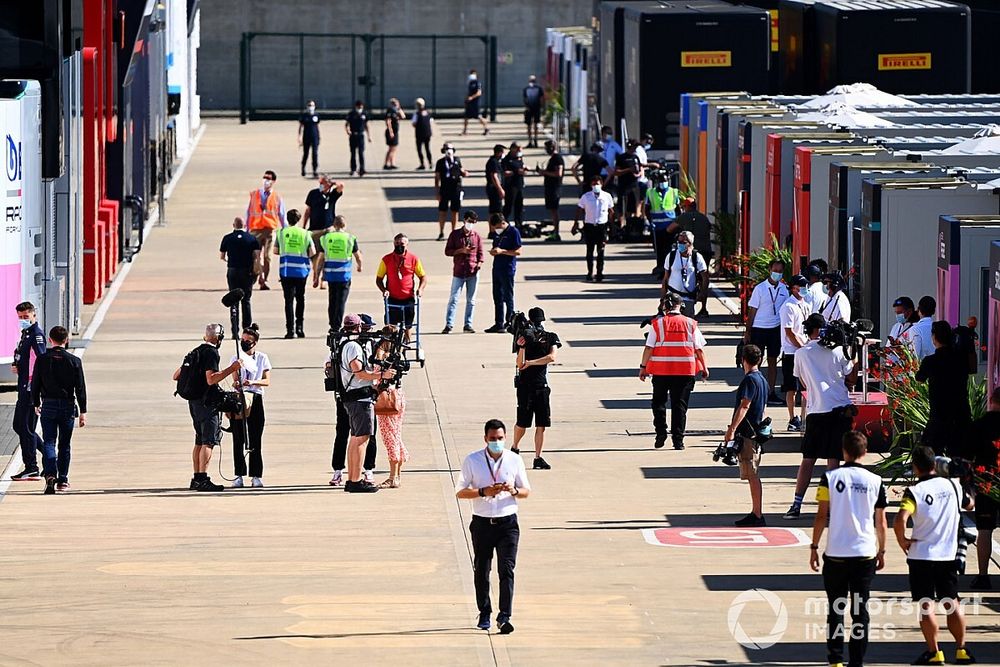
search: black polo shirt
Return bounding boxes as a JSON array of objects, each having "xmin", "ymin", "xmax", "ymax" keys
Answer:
[
  {"xmin": 544, "ymin": 153, "xmax": 565, "ymax": 192},
  {"xmin": 580, "ymin": 152, "xmax": 608, "ymax": 184},
  {"xmin": 485, "ymin": 155, "xmax": 502, "ymax": 189},
  {"xmin": 304, "ymin": 187, "xmax": 342, "ymax": 231},
  {"xmin": 501, "ymin": 153, "xmax": 524, "ymax": 189},
  {"xmin": 436, "ymin": 156, "xmax": 464, "ymax": 187},
  {"xmin": 299, "ymin": 111, "xmax": 320, "ymax": 144},
  {"xmin": 518, "ymin": 330, "xmax": 561, "ymax": 390},
  {"xmin": 346, "ymin": 109, "xmax": 368, "ymax": 134},
  {"xmin": 615, "ymin": 151, "xmax": 640, "ymax": 189},
  {"xmin": 220, "ymin": 230, "xmax": 260, "ymax": 270}
]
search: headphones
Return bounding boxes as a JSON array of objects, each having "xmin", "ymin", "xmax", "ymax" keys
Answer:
[{"xmin": 208, "ymin": 323, "xmax": 225, "ymax": 340}]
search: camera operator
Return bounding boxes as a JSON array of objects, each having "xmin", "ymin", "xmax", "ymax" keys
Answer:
[
  {"xmin": 783, "ymin": 314, "xmax": 859, "ymax": 519},
  {"xmin": 660, "ymin": 230, "xmax": 708, "ymax": 317},
  {"xmin": 968, "ymin": 386, "xmax": 1000, "ymax": 590},
  {"xmin": 724, "ymin": 343, "xmax": 768, "ymax": 527},
  {"xmin": 809, "ymin": 431, "xmax": 888, "ymax": 667},
  {"xmin": 511, "ymin": 308, "xmax": 561, "ymax": 470},
  {"xmin": 916, "ymin": 321, "xmax": 973, "ymax": 457},
  {"xmin": 327, "ymin": 314, "xmax": 380, "ymax": 487},
  {"xmin": 894, "ymin": 446, "xmax": 976, "ymax": 666}
]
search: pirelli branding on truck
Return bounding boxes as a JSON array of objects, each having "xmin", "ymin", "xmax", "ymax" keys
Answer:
[
  {"xmin": 877, "ymin": 53, "xmax": 932, "ymax": 71},
  {"xmin": 680, "ymin": 51, "xmax": 732, "ymax": 68}
]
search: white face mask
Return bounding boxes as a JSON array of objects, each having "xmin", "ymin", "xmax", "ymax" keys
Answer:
[
  {"xmin": 487, "ymin": 439, "xmax": 505, "ymax": 454},
  {"xmin": 643, "ymin": 143, "xmax": 651, "ymax": 150},
  {"xmin": 18, "ymin": 319, "xmax": 32, "ymax": 331},
  {"xmin": 517, "ymin": 151, "xmax": 523, "ymax": 158},
  {"xmin": 464, "ymin": 221, "xmax": 474, "ymax": 231},
  {"xmin": 262, "ymin": 179, "xmax": 272, "ymax": 189},
  {"xmin": 446, "ymin": 149, "xmax": 455, "ymax": 157},
  {"xmin": 469, "ymin": 74, "xmax": 477, "ymax": 81},
  {"xmin": 592, "ymin": 184, "xmax": 602, "ymax": 194},
  {"xmin": 307, "ymin": 105, "xmax": 315, "ymax": 112}
]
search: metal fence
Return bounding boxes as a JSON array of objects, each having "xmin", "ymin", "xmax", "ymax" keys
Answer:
[{"xmin": 239, "ymin": 32, "xmax": 498, "ymax": 122}]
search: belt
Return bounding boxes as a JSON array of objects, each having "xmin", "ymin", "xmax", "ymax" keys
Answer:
[{"xmin": 472, "ymin": 514, "xmax": 518, "ymax": 525}]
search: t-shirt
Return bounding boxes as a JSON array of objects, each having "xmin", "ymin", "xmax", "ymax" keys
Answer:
[
  {"xmin": 338, "ymin": 340, "xmax": 374, "ymax": 399},
  {"xmin": 736, "ymin": 369, "xmax": 768, "ymax": 429},
  {"xmin": 299, "ymin": 111, "xmax": 320, "ymax": 143},
  {"xmin": 412, "ymin": 110, "xmax": 432, "ymax": 140},
  {"xmin": 304, "ymin": 188, "xmax": 342, "ymax": 231},
  {"xmin": 491, "ymin": 224, "xmax": 522, "ymax": 277},
  {"xmin": 747, "ymin": 280, "xmax": 789, "ymax": 329},
  {"xmin": 544, "ymin": 153, "xmax": 565, "ymax": 191},
  {"xmin": 665, "ymin": 250, "xmax": 707, "ymax": 296},
  {"xmin": 615, "ymin": 152, "xmax": 641, "ymax": 189},
  {"xmin": 190, "ymin": 342, "xmax": 221, "ymax": 400},
  {"xmin": 230, "ymin": 351, "xmax": 271, "ymax": 396},
  {"xmin": 819, "ymin": 290, "xmax": 851, "ymax": 323},
  {"xmin": 577, "ymin": 190, "xmax": 615, "ymax": 225},
  {"xmin": 384, "ymin": 106, "xmax": 401, "ymax": 135},
  {"xmin": 517, "ymin": 330, "xmax": 562, "ymax": 389},
  {"xmin": 579, "ymin": 152, "xmax": 608, "ymax": 184},
  {"xmin": 485, "ymin": 156, "xmax": 503, "ymax": 189},
  {"xmin": 346, "ymin": 109, "xmax": 368, "ymax": 134},
  {"xmin": 817, "ymin": 463, "xmax": 888, "ymax": 559},
  {"xmin": 523, "ymin": 83, "xmax": 543, "ymax": 109},
  {"xmin": 501, "ymin": 154, "xmax": 524, "ymax": 189},
  {"xmin": 779, "ymin": 296, "xmax": 810, "ymax": 356},
  {"xmin": 915, "ymin": 346, "xmax": 972, "ymax": 423},
  {"xmin": 601, "ymin": 140, "xmax": 623, "ymax": 176},
  {"xmin": 219, "ymin": 230, "xmax": 261, "ymax": 270},
  {"xmin": 466, "ymin": 79, "xmax": 481, "ymax": 106},
  {"xmin": 794, "ymin": 340, "xmax": 853, "ymax": 415},
  {"xmin": 806, "ymin": 282, "xmax": 826, "ymax": 313},
  {"xmin": 436, "ymin": 156, "xmax": 464, "ymax": 186},
  {"xmin": 900, "ymin": 476, "xmax": 963, "ymax": 561}
]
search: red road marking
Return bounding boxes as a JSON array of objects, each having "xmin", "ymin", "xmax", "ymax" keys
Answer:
[{"xmin": 641, "ymin": 527, "xmax": 809, "ymax": 548}]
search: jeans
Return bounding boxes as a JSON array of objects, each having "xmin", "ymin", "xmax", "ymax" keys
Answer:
[
  {"xmin": 327, "ymin": 280, "xmax": 351, "ymax": 331},
  {"xmin": 470, "ymin": 514, "xmax": 520, "ymax": 621},
  {"xmin": 280, "ymin": 277, "xmax": 307, "ymax": 332},
  {"xmin": 446, "ymin": 274, "xmax": 479, "ymax": 328},
  {"xmin": 332, "ymin": 397, "xmax": 377, "ymax": 471},
  {"xmin": 226, "ymin": 267, "xmax": 255, "ymax": 334},
  {"xmin": 416, "ymin": 137, "xmax": 432, "ymax": 167},
  {"xmin": 583, "ymin": 223, "xmax": 607, "ymax": 277},
  {"xmin": 301, "ymin": 140, "xmax": 318, "ymax": 175},
  {"xmin": 13, "ymin": 391, "xmax": 42, "ymax": 470},
  {"xmin": 823, "ymin": 556, "xmax": 876, "ymax": 666},
  {"xmin": 651, "ymin": 375, "xmax": 695, "ymax": 445},
  {"xmin": 502, "ymin": 185, "xmax": 524, "ymax": 227},
  {"xmin": 40, "ymin": 399, "xmax": 76, "ymax": 482},
  {"xmin": 349, "ymin": 133, "xmax": 366, "ymax": 173},
  {"xmin": 232, "ymin": 394, "xmax": 265, "ymax": 478},
  {"xmin": 492, "ymin": 270, "xmax": 515, "ymax": 329}
]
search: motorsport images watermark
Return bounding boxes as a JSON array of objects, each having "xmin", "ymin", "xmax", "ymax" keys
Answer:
[{"xmin": 726, "ymin": 588, "xmax": 985, "ymax": 649}]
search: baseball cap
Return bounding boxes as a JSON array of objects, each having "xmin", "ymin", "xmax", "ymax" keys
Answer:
[
  {"xmin": 359, "ymin": 313, "xmax": 376, "ymax": 328},
  {"xmin": 528, "ymin": 307, "xmax": 545, "ymax": 323},
  {"xmin": 892, "ymin": 296, "xmax": 915, "ymax": 310},
  {"xmin": 342, "ymin": 314, "xmax": 362, "ymax": 328}
]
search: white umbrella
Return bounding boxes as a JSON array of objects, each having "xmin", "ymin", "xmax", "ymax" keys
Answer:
[
  {"xmin": 796, "ymin": 102, "xmax": 897, "ymax": 128},
  {"xmin": 799, "ymin": 83, "xmax": 920, "ymax": 109},
  {"xmin": 941, "ymin": 125, "xmax": 1000, "ymax": 155},
  {"xmin": 985, "ymin": 176, "xmax": 1000, "ymax": 189}
]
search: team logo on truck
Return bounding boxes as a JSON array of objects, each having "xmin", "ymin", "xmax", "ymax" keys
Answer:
[
  {"xmin": 680, "ymin": 51, "xmax": 732, "ymax": 68},
  {"xmin": 878, "ymin": 53, "xmax": 931, "ymax": 71}
]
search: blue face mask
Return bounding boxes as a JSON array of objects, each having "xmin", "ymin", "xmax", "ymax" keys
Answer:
[
  {"xmin": 18, "ymin": 319, "xmax": 32, "ymax": 331},
  {"xmin": 770, "ymin": 271, "xmax": 783, "ymax": 283},
  {"xmin": 895, "ymin": 313, "xmax": 906, "ymax": 325},
  {"xmin": 487, "ymin": 440, "xmax": 505, "ymax": 454}
]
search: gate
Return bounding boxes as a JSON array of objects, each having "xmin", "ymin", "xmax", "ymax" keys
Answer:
[{"xmin": 240, "ymin": 32, "xmax": 498, "ymax": 122}]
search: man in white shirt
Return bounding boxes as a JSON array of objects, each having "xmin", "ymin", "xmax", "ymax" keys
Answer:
[
  {"xmin": 805, "ymin": 261, "xmax": 828, "ymax": 314},
  {"xmin": 660, "ymin": 231, "xmax": 708, "ymax": 317},
  {"xmin": 912, "ymin": 295, "xmax": 936, "ymax": 360},
  {"xmin": 818, "ymin": 272, "xmax": 852, "ymax": 323},
  {"xmin": 744, "ymin": 260, "xmax": 789, "ymax": 402},
  {"xmin": 572, "ymin": 175, "xmax": 616, "ymax": 282},
  {"xmin": 780, "ymin": 274, "xmax": 810, "ymax": 432},
  {"xmin": 886, "ymin": 296, "xmax": 921, "ymax": 359},
  {"xmin": 455, "ymin": 419, "xmax": 531, "ymax": 635}
]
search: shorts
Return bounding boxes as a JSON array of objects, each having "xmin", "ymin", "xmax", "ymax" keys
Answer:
[
  {"xmin": 516, "ymin": 385, "xmax": 552, "ymax": 429},
  {"xmin": 344, "ymin": 399, "xmax": 375, "ymax": 437},
  {"xmin": 750, "ymin": 326, "xmax": 781, "ymax": 359},
  {"xmin": 544, "ymin": 187, "xmax": 560, "ymax": 211},
  {"xmin": 250, "ymin": 228, "xmax": 275, "ymax": 275},
  {"xmin": 801, "ymin": 407, "xmax": 854, "ymax": 460},
  {"xmin": 738, "ymin": 437, "xmax": 761, "ymax": 481},
  {"xmin": 189, "ymin": 399, "xmax": 221, "ymax": 447},
  {"xmin": 464, "ymin": 102, "xmax": 481, "ymax": 119},
  {"xmin": 310, "ymin": 229, "xmax": 328, "ymax": 247},
  {"xmin": 438, "ymin": 185, "xmax": 462, "ymax": 212},
  {"xmin": 385, "ymin": 129, "xmax": 399, "ymax": 147},
  {"xmin": 780, "ymin": 355, "xmax": 800, "ymax": 393},
  {"xmin": 907, "ymin": 559, "xmax": 960, "ymax": 603},
  {"xmin": 386, "ymin": 296, "xmax": 416, "ymax": 329},
  {"xmin": 618, "ymin": 182, "xmax": 640, "ymax": 213},
  {"xmin": 975, "ymin": 493, "xmax": 999, "ymax": 530},
  {"xmin": 524, "ymin": 106, "xmax": 541, "ymax": 125}
]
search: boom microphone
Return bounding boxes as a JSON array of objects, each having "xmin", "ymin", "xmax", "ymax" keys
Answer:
[{"xmin": 221, "ymin": 289, "xmax": 244, "ymax": 308}]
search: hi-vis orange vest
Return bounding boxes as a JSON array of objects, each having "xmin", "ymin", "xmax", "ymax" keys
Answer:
[
  {"xmin": 646, "ymin": 313, "xmax": 698, "ymax": 376},
  {"xmin": 247, "ymin": 189, "xmax": 282, "ymax": 231}
]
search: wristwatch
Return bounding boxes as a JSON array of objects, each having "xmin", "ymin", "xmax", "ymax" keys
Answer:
[
  {"xmin": 512, "ymin": 487, "xmax": 520, "ymax": 497},
  {"xmin": 478, "ymin": 487, "xmax": 486, "ymax": 498}
]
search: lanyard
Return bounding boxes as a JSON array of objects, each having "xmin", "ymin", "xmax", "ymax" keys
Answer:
[
  {"xmin": 484, "ymin": 450, "xmax": 502, "ymax": 484},
  {"xmin": 767, "ymin": 284, "xmax": 781, "ymax": 316}
]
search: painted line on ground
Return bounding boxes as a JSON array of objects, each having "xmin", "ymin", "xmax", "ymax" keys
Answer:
[{"xmin": 711, "ymin": 284, "xmax": 740, "ymax": 317}]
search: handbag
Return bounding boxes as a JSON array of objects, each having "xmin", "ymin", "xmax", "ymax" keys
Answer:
[
  {"xmin": 374, "ymin": 386, "xmax": 402, "ymax": 416},
  {"xmin": 226, "ymin": 390, "xmax": 255, "ymax": 420}
]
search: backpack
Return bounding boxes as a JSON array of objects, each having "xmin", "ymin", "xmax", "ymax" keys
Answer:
[{"xmin": 175, "ymin": 347, "xmax": 206, "ymax": 400}]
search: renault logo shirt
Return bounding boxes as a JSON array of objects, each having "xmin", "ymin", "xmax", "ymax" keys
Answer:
[
  {"xmin": 817, "ymin": 462, "xmax": 887, "ymax": 558},
  {"xmin": 899, "ymin": 476, "xmax": 963, "ymax": 561}
]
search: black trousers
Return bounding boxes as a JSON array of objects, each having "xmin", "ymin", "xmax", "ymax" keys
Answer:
[
  {"xmin": 652, "ymin": 227, "xmax": 671, "ymax": 272},
  {"xmin": 232, "ymin": 394, "xmax": 265, "ymax": 478},
  {"xmin": 502, "ymin": 185, "xmax": 524, "ymax": 227},
  {"xmin": 13, "ymin": 391, "xmax": 42, "ymax": 469},
  {"xmin": 332, "ymin": 396, "xmax": 377, "ymax": 471},
  {"xmin": 470, "ymin": 514, "xmax": 520, "ymax": 621},
  {"xmin": 226, "ymin": 267, "xmax": 255, "ymax": 334},
  {"xmin": 349, "ymin": 133, "xmax": 366, "ymax": 173},
  {"xmin": 823, "ymin": 556, "xmax": 876, "ymax": 667},
  {"xmin": 651, "ymin": 374, "xmax": 695, "ymax": 445},
  {"xmin": 280, "ymin": 277, "xmax": 306, "ymax": 332},
  {"xmin": 327, "ymin": 280, "xmax": 351, "ymax": 331},
  {"xmin": 416, "ymin": 137, "xmax": 432, "ymax": 167},
  {"xmin": 486, "ymin": 185, "xmax": 503, "ymax": 214},
  {"xmin": 301, "ymin": 141, "xmax": 319, "ymax": 175},
  {"xmin": 583, "ymin": 223, "xmax": 607, "ymax": 277}
]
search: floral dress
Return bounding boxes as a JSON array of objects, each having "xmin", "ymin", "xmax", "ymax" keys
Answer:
[{"xmin": 377, "ymin": 387, "xmax": 409, "ymax": 463}]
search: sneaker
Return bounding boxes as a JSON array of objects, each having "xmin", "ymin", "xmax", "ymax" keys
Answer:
[
  {"xmin": 43, "ymin": 477, "xmax": 56, "ymax": 495},
  {"xmin": 477, "ymin": 613, "xmax": 491, "ymax": 630},
  {"xmin": 436, "ymin": 232, "xmax": 445, "ymax": 241},
  {"xmin": 654, "ymin": 438, "xmax": 666, "ymax": 449},
  {"xmin": 251, "ymin": 477, "xmax": 264, "ymax": 488},
  {"xmin": 595, "ymin": 274, "xmax": 604, "ymax": 282},
  {"xmin": 344, "ymin": 480, "xmax": 379, "ymax": 493},
  {"xmin": 283, "ymin": 332, "xmax": 295, "ymax": 339},
  {"xmin": 511, "ymin": 447, "xmax": 520, "ymax": 454},
  {"xmin": 585, "ymin": 274, "xmax": 594, "ymax": 282},
  {"xmin": 782, "ymin": 504, "xmax": 802, "ymax": 520},
  {"xmin": 955, "ymin": 647, "xmax": 976, "ymax": 665},
  {"xmin": 363, "ymin": 469, "xmax": 375, "ymax": 484},
  {"xmin": 296, "ymin": 329, "xmax": 306, "ymax": 338},
  {"xmin": 911, "ymin": 650, "xmax": 945, "ymax": 665},
  {"xmin": 533, "ymin": 457, "xmax": 551, "ymax": 470},
  {"xmin": 498, "ymin": 621, "xmax": 514, "ymax": 635},
  {"xmin": 416, "ymin": 165, "xmax": 426, "ymax": 170},
  {"xmin": 484, "ymin": 325, "xmax": 505, "ymax": 334},
  {"xmin": 196, "ymin": 477, "xmax": 225, "ymax": 492},
  {"xmin": 544, "ymin": 233, "xmax": 561, "ymax": 242},
  {"xmin": 189, "ymin": 477, "xmax": 199, "ymax": 490},
  {"xmin": 56, "ymin": 482, "xmax": 71, "ymax": 492},
  {"xmin": 463, "ymin": 325, "xmax": 475, "ymax": 333},
  {"xmin": 767, "ymin": 392, "xmax": 785, "ymax": 406},
  {"xmin": 788, "ymin": 416, "xmax": 802, "ymax": 432},
  {"xmin": 232, "ymin": 476, "xmax": 244, "ymax": 488},
  {"xmin": 734, "ymin": 513, "xmax": 766, "ymax": 527},
  {"xmin": 11, "ymin": 468, "xmax": 41, "ymax": 481},
  {"xmin": 329, "ymin": 470, "xmax": 344, "ymax": 487},
  {"xmin": 673, "ymin": 441, "xmax": 685, "ymax": 451},
  {"xmin": 442, "ymin": 326, "xmax": 453, "ymax": 334},
  {"xmin": 969, "ymin": 575, "xmax": 992, "ymax": 590}
]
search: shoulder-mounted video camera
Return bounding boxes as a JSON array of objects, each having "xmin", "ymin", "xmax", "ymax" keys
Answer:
[{"xmin": 818, "ymin": 318, "xmax": 873, "ymax": 361}]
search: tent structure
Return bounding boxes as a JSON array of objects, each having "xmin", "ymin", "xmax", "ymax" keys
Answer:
[
  {"xmin": 796, "ymin": 102, "xmax": 896, "ymax": 128},
  {"xmin": 941, "ymin": 125, "xmax": 1000, "ymax": 155},
  {"xmin": 798, "ymin": 83, "xmax": 920, "ymax": 109}
]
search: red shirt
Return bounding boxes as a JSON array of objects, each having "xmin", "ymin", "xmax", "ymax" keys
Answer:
[{"xmin": 444, "ymin": 228, "xmax": 484, "ymax": 278}]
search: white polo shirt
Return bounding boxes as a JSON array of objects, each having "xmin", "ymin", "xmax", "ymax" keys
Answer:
[
  {"xmin": 455, "ymin": 448, "xmax": 531, "ymax": 518},
  {"xmin": 779, "ymin": 296, "xmax": 810, "ymax": 356},
  {"xmin": 665, "ymin": 249, "xmax": 707, "ymax": 296},
  {"xmin": 794, "ymin": 340, "xmax": 853, "ymax": 415},
  {"xmin": 747, "ymin": 280, "xmax": 789, "ymax": 329},
  {"xmin": 806, "ymin": 281, "xmax": 826, "ymax": 313},
  {"xmin": 901, "ymin": 476, "xmax": 963, "ymax": 561},
  {"xmin": 912, "ymin": 316, "xmax": 934, "ymax": 360},
  {"xmin": 819, "ymin": 290, "xmax": 852, "ymax": 323},
  {"xmin": 817, "ymin": 463, "xmax": 887, "ymax": 559},
  {"xmin": 577, "ymin": 190, "xmax": 615, "ymax": 225}
]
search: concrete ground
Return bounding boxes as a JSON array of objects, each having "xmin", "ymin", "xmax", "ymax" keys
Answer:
[{"xmin": 0, "ymin": 114, "xmax": 997, "ymax": 666}]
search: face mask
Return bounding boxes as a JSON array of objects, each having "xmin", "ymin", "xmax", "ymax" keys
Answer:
[
  {"xmin": 643, "ymin": 143, "xmax": 652, "ymax": 150},
  {"xmin": 677, "ymin": 242, "xmax": 688, "ymax": 253},
  {"xmin": 769, "ymin": 271, "xmax": 783, "ymax": 283},
  {"xmin": 240, "ymin": 340, "xmax": 255, "ymax": 353},
  {"xmin": 393, "ymin": 245, "xmax": 406, "ymax": 255},
  {"xmin": 262, "ymin": 179, "xmax": 272, "ymax": 188},
  {"xmin": 464, "ymin": 222, "xmax": 474, "ymax": 231},
  {"xmin": 517, "ymin": 151, "xmax": 523, "ymax": 158},
  {"xmin": 895, "ymin": 313, "xmax": 906, "ymax": 325},
  {"xmin": 355, "ymin": 107, "xmax": 363, "ymax": 113},
  {"xmin": 445, "ymin": 149, "xmax": 454, "ymax": 157},
  {"xmin": 822, "ymin": 285, "xmax": 830, "ymax": 295},
  {"xmin": 18, "ymin": 319, "xmax": 32, "ymax": 331},
  {"xmin": 487, "ymin": 439, "xmax": 505, "ymax": 454},
  {"xmin": 469, "ymin": 74, "xmax": 477, "ymax": 81},
  {"xmin": 213, "ymin": 337, "xmax": 222, "ymax": 349},
  {"xmin": 657, "ymin": 182, "xmax": 668, "ymax": 191},
  {"xmin": 307, "ymin": 105, "xmax": 315, "ymax": 112},
  {"xmin": 592, "ymin": 185, "xmax": 602, "ymax": 194}
]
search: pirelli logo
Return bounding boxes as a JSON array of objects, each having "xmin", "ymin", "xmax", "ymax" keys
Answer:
[
  {"xmin": 878, "ymin": 52, "xmax": 931, "ymax": 71},
  {"xmin": 680, "ymin": 51, "xmax": 732, "ymax": 68}
]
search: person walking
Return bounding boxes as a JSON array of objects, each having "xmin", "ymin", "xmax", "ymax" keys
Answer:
[
  {"xmin": 230, "ymin": 324, "xmax": 271, "ymax": 489},
  {"xmin": 724, "ymin": 343, "xmax": 768, "ymax": 526},
  {"xmin": 455, "ymin": 418, "xmax": 531, "ymax": 634},
  {"xmin": 501, "ymin": 142, "xmax": 526, "ymax": 230},
  {"xmin": 660, "ymin": 230, "xmax": 708, "ymax": 316},
  {"xmin": 345, "ymin": 100, "xmax": 372, "ymax": 177},
  {"xmin": 245, "ymin": 169, "xmax": 286, "ymax": 291},
  {"xmin": 915, "ymin": 321, "xmax": 973, "ymax": 457},
  {"xmin": 639, "ymin": 293, "xmax": 709, "ymax": 450},
  {"xmin": 435, "ymin": 142, "xmax": 469, "ymax": 241},
  {"xmin": 443, "ymin": 210, "xmax": 484, "ymax": 334},
  {"xmin": 744, "ymin": 260, "xmax": 789, "ymax": 403},
  {"xmin": 535, "ymin": 139, "xmax": 564, "ymax": 241},
  {"xmin": 219, "ymin": 217, "xmax": 260, "ymax": 337},
  {"xmin": 646, "ymin": 177, "xmax": 681, "ymax": 279},
  {"xmin": 485, "ymin": 144, "xmax": 506, "ymax": 215},
  {"xmin": 9, "ymin": 301, "xmax": 45, "ymax": 481},
  {"xmin": 31, "ymin": 326, "xmax": 87, "ymax": 494},
  {"xmin": 809, "ymin": 431, "xmax": 888, "ymax": 667},
  {"xmin": 571, "ymin": 175, "xmax": 615, "ymax": 282},
  {"xmin": 613, "ymin": 139, "xmax": 643, "ymax": 236},
  {"xmin": 485, "ymin": 214, "xmax": 522, "ymax": 334},
  {"xmin": 302, "ymin": 175, "xmax": 344, "ymax": 282},
  {"xmin": 298, "ymin": 99, "xmax": 321, "ymax": 178},
  {"xmin": 512, "ymin": 308, "xmax": 561, "ymax": 470},
  {"xmin": 274, "ymin": 209, "xmax": 315, "ymax": 339},
  {"xmin": 780, "ymin": 274, "xmax": 810, "ymax": 432},
  {"xmin": 412, "ymin": 98, "xmax": 434, "ymax": 170},
  {"xmin": 374, "ymin": 326, "xmax": 408, "ymax": 489},
  {"xmin": 383, "ymin": 98, "xmax": 405, "ymax": 170},
  {"xmin": 462, "ymin": 69, "xmax": 490, "ymax": 136},
  {"xmin": 376, "ymin": 234, "xmax": 427, "ymax": 335},
  {"xmin": 522, "ymin": 75, "xmax": 544, "ymax": 147},
  {"xmin": 314, "ymin": 215, "xmax": 363, "ymax": 332}
]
